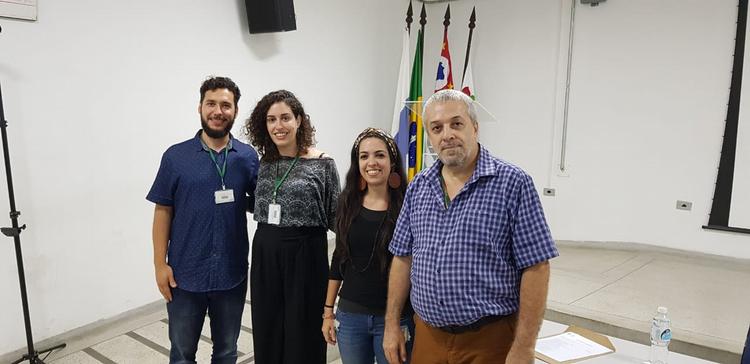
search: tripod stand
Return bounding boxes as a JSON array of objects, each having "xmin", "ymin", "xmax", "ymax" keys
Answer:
[{"xmin": 1, "ymin": 84, "xmax": 66, "ymax": 363}]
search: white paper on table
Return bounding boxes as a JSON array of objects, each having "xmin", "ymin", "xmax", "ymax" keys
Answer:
[{"xmin": 535, "ymin": 331, "xmax": 614, "ymax": 362}]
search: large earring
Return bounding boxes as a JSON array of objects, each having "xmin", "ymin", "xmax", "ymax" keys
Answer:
[
  {"xmin": 388, "ymin": 172, "xmax": 401, "ymax": 189},
  {"xmin": 359, "ymin": 176, "xmax": 367, "ymax": 191}
]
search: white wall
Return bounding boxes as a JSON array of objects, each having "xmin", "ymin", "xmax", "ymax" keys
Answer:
[
  {"xmin": 0, "ymin": 0, "xmax": 403, "ymax": 355},
  {"xmin": 1, "ymin": 0, "xmax": 748, "ymax": 357},
  {"xmin": 547, "ymin": 0, "xmax": 750, "ymax": 257}
]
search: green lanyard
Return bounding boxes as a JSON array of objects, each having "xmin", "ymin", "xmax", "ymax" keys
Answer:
[
  {"xmin": 438, "ymin": 172, "xmax": 451, "ymax": 208},
  {"xmin": 207, "ymin": 147, "xmax": 229, "ymax": 190},
  {"xmin": 272, "ymin": 156, "xmax": 299, "ymax": 203}
]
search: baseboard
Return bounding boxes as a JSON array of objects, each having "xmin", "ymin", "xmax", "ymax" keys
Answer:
[{"xmin": 555, "ymin": 240, "xmax": 750, "ymax": 265}]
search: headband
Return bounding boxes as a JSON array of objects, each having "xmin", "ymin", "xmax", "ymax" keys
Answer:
[{"xmin": 353, "ymin": 128, "xmax": 399, "ymax": 162}]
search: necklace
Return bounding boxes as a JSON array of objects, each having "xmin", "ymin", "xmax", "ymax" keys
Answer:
[{"xmin": 348, "ymin": 208, "xmax": 387, "ymax": 273}]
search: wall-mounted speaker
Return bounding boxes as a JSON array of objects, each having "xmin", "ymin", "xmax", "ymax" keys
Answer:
[{"xmin": 245, "ymin": 0, "xmax": 297, "ymax": 34}]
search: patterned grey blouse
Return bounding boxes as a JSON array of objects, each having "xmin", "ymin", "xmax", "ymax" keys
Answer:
[{"xmin": 253, "ymin": 156, "xmax": 340, "ymax": 230}]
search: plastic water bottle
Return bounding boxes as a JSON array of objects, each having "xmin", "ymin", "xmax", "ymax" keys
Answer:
[{"xmin": 650, "ymin": 306, "xmax": 671, "ymax": 364}]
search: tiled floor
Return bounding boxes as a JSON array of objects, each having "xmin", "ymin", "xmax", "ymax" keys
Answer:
[
  {"xmin": 47, "ymin": 300, "xmax": 341, "ymax": 364},
  {"xmin": 14, "ymin": 241, "xmax": 750, "ymax": 363},
  {"xmin": 547, "ymin": 242, "xmax": 750, "ymax": 362}
]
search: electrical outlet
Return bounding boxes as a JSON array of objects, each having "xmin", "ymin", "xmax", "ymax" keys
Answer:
[
  {"xmin": 543, "ymin": 188, "xmax": 556, "ymax": 196},
  {"xmin": 676, "ymin": 200, "xmax": 692, "ymax": 211}
]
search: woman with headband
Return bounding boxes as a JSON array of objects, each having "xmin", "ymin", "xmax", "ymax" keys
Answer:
[{"xmin": 321, "ymin": 128, "xmax": 414, "ymax": 364}]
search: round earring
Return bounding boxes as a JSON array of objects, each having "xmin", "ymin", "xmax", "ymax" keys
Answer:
[
  {"xmin": 359, "ymin": 176, "xmax": 367, "ymax": 191},
  {"xmin": 388, "ymin": 172, "xmax": 401, "ymax": 189}
]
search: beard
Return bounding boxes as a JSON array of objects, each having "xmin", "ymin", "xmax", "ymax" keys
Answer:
[
  {"xmin": 201, "ymin": 116, "xmax": 235, "ymax": 139},
  {"xmin": 439, "ymin": 145, "xmax": 468, "ymax": 168}
]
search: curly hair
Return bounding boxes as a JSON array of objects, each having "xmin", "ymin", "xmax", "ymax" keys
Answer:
[{"xmin": 244, "ymin": 90, "xmax": 315, "ymax": 161}]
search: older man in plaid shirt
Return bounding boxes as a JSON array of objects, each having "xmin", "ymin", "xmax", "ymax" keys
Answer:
[{"xmin": 383, "ymin": 89, "xmax": 558, "ymax": 364}]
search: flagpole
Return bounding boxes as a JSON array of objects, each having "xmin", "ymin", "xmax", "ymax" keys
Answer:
[
  {"xmin": 417, "ymin": 3, "xmax": 426, "ymax": 172},
  {"xmin": 406, "ymin": 1, "xmax": 413, "ymax": 35},
  {"xmin": 414, "ymin": 3, "xmax": 429, "ymax": 174},
  {"xmin": 443, "ymin": 5, "xmax": 452, "ymax": 90},
  {"xmin": 422, "ymin": 4, "xmax": 453, "ymax": 169},
  {"xmin": 408, "ymin": 4, "xmax": 426, "ymax": 180},
  {"xmin": 462, "ymin": 7, "xmax": 476, "ymax": 84},
  {"xmin": 443, "ymin": 4, "xmax": 451, "ymax": 29},
  {"xmin": 392, "ymin": 1, "xmax": 414, "ymax": 163},
  {"xmin": 419, "ymin": 4, "xmax": 426, "ymax": 35},
  {"xmin": 433, "ymin": 4, "xmax": 454, "ymax": 94}
]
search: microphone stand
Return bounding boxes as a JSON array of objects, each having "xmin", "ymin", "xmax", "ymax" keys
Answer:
[{"xmin": 1, "ymin": 82, "xmax": 66, "ymax": 363}]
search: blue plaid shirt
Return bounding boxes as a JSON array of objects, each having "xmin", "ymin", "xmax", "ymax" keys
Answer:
[
  {"xmin": 389, "ymin": 145, "xmax": 558, "ymax": 327},
  {"xmin": 147, "ymin": 131, "xmax": 259, "ymax": 293}
]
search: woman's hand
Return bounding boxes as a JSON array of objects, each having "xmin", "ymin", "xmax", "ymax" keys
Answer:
[{"xmin": 321, "ymin": 308, "xmax": 337, "ymax": 345}]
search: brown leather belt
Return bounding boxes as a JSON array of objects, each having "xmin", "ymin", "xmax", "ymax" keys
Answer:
[{"xmin": 436, "ymin": 314, "xmax": 509, "ymax": 334}]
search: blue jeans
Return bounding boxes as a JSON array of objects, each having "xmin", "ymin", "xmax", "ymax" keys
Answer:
[
  {"xmin": 336, "ymin": 310, "xmax": 415, "ymax": 364},
  {"xmin": 166, "ymin": 279, "xmax": 247, "ymax": 364}
]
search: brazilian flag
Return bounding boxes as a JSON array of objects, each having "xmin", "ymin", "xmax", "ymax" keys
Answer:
[{"xmin": 407, "ymin": 29, "xmax": 424, "ymax": 181}]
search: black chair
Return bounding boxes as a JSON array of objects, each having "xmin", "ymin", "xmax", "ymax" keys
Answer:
[{"xmin": 742, "ymin": 325, "xmax": 750, "ymax": 364}]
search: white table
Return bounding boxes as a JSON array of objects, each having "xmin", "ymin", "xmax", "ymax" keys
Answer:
[{"xmin": 536, "ymin": 321, "xmax": 716, "ymax": 363}]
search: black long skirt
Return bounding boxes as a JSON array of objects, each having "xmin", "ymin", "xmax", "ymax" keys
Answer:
[{"xmin": 250, "ymin": 223, "xmax": 328, "ymax": 364}]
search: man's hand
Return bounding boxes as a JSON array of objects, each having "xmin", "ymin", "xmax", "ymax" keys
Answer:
[
  {"xmin": 505, "ymin": 344, "xmax": 535, "ymax": 364},
  {"xmin": 155, "ymin": 263, "xmax": 177, "ymax": 302},
  {"xmin": 152, "ymin": 204, "xmax": 174, "ymax": 301},
  {"xmin": 384, "ymin": 256, "xmax": 412, "ymax": 364},
  {"xmin": 383, "ymin": 321, "xmax": 407, "ymax": 364},
  {"xmin": 506, "ymin": 260, "xmax": 550, "ymax": 364}
]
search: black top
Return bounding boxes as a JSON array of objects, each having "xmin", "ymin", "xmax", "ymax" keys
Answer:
[{"xmin": 330, "ymin": 207, "xmax": 412, "ymax": 316}]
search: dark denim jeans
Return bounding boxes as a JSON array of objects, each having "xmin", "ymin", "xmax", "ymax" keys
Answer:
[
  {"xmin": 335, "ymin": 310, "xmax": 415, "ymax": 364},
  {"xmin": 166, "ymin": 279, "xmax": 247, "ymax": 364}
]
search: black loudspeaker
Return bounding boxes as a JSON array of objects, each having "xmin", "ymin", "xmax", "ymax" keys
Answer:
[{"xmin": 246, "ymin": 0, "xmax": 297, "ymax": 34}]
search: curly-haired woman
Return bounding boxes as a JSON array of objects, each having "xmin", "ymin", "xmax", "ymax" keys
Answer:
[
  {"xmin": 321, "ymin": 128, "xmax": 414, "ymax": 364},
  {"xmin": 245, "ymin": 90, "xmax": 340, "ymax": 364}
]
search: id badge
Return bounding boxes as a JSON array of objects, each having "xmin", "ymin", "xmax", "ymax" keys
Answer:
[
  {"xmin": 215, "ymin": 189, "xmax": 235, "ymax": 204},
  {"xmin": 268, "ymin": 203, "xmax": 281, "ymax": 225}
]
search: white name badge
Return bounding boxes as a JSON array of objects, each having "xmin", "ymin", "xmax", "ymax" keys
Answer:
[
  {"xmin": 268, "ymin": 203, "xmax": 281, "ymax": 225},
  {"xmin": 215, "ymin": 189, "xmax": 235, "ymax": 204}
]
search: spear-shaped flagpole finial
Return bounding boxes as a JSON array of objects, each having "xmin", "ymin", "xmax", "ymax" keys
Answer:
[
  {"xmin": 443, "ymin": 4, "xmax": 451, "ymax": 28},
  {"xmin": 420, "ymin": 3, "xmax": 427, "ymax": 32},
  {"xmin": 469, "ymin": 6, "xmax": 476, "ymax": 30},
  {"xmin": 462, "ymin": 6, "xmax": 477, "ymax": 82},
  {"xmin": 406, "ymin": 1, "xmax": 414, "ymax": 34}
]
